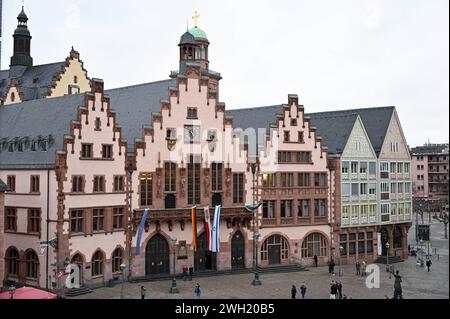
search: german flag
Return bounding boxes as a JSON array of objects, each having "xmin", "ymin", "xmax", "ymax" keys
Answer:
[{"xmin": 191, "ymin": 206, "xmax": 198, "ymax": 252}]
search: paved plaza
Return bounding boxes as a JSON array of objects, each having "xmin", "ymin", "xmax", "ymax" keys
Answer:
[{"xmin": 72, "ymin": 217, "xmax": 449, "ymax": 299}]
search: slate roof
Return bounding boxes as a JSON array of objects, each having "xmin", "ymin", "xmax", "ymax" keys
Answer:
[
  {"xmin": 0, "ymin": 179, "xmax": 9, "ymax": 192},
  {"xmin": 0, "ymin": 62, "xmax": 66, "ymax": 102},
  {"xmin": 106, "ymin": 79, "xmax": 176, "ymax": 152},
  {"xmin": 227, "ymin": 105, "xmax": 395, "ymax": 156},
  {"xmin": 0, "ymin": 93, "xmax": 85, "ymax": 167},
  {"xmin": 0, "ymin": 79, "xmax": 175, "ymax": 167},
  {"xmin": 410, "ymin": 144, "xmax": 449, "ymax": 155}
]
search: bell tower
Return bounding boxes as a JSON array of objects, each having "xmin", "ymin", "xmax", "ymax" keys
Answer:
[
  {"xmin": 10, "ymin": 6, "xmax": 33, "ymax": 68},
  {"xmin": 178, "ymin": 11, "xmax": 209, "ymax": 74}
]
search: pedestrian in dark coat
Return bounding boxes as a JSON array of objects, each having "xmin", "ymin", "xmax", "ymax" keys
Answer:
[
  {"xmin": 426, "ymin": 257, "xmax": 432, "ymax": 272},
  {"xmin": 140, "ymin": 286, "xmax": 146, "ymax": 300},
  {"xmin": 337, "ymin": 281, "xmax": 343, "ymax": 299},
  {"xmin": 314, "ymin": 255, "xmax": 318, "ymax": 267},
  {"xmin": 291, "ymin": 285, "xmax": 297, "ymax": 299},
  {"xmin": 393, "ymin": 270, "xmax": 403, "ymax": 299},
  {"xmin": 329, "ymin": 281, "xmax": 338, "ymax": 299},
  {"xmin": 355, "ymin": 260, "xmax": 361, "ymax": 275},
  {"xmin": 300, "ymin": 284, "xmax": 307, "ymax": 299}
]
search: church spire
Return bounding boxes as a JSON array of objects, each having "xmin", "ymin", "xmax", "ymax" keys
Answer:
[{"xmin": 10, "ymin": 4, "xmax": 33, "ymax": 67}]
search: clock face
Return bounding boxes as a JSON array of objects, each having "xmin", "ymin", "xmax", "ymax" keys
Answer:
[{"xmin": 184, "ymin": 125, "xmax": 200, "ymax": 144}]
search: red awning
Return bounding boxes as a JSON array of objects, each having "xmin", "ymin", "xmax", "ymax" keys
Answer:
[{"xmin": 0, "ymin": 287, "xmax": 58, "ymax": 299}]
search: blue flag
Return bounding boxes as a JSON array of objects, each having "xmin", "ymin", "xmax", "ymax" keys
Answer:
[{"xmin": 135, "ymin": 209, "xmax": 149, "ymax": 255}]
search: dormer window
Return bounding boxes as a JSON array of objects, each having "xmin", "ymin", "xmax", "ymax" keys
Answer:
[
  {"xmin": 31, "ymin": 140, "xmax": 38, "ymax": 151},
  {"xmin": 11, "ymin": 92, "xmax": 15, "ymax": 102},
  {"xmin": 187, "ymin": 107, "xmax": 198, "ymax": 119},
  {"xmin": 68, "ymin": 85, "xmax": 80, "ymax": 95},
  {"xmin": 41, "ymin": 140, "xmax": 48, "ymax": 151},
  {"xmin": 8, "ymin": 143, "xmax": 14, "ymax": 152}
]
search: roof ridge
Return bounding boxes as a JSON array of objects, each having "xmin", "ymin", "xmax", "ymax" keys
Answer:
[
  {"xmin": 228, "ymin": 105, "xmax": 281, "ymax": 112},
  {"xmin": 106, "ymin": 79, "xmax": 173, "ymax": 92},
  {"xmin": 308, "ymin": 106, "xmax": 395, "ymax": 116},
  {"xmin": 0, "ymin": 61, "xmax": 65, "ymax": 73}
]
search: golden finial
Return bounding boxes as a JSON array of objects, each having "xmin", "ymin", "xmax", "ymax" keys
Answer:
[{"xmin": 192, "ymin": 11, "xmax": 200, "ymax": 28}]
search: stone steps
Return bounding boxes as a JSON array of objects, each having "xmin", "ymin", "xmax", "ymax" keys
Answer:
[
  {"xmin": 374, "ymin": 256, "xmax": 404, "ymax": 264},
  {"xmin": 65, "ymin": 286, "xmax": 92, "ymax": 297}
]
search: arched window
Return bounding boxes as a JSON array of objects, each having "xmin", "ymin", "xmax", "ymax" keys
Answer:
[
  {"xmin": 71, "ymin": 253, "xmax": 83, "ymax": 266},
  {"xmin": 6, "ymin": 247, "xmax": 19, "ymax": 275},
  {"xmin": 260, "ymin": 235, "xmax": 289, "ymax": 262},
  {"xmin": 26, "ymin": 250, "xmax": 39, "ymax": 278},
  {"xmin": 112, "ymin": 248, "xmax": 123, "ymax": 274},
  {"xmin": 301, "ymin": 233, "xmax": 328, "ymax": 258},
  {"xmin": 91, "ymin": 250, "xmax": 104, "ymax": 276}
]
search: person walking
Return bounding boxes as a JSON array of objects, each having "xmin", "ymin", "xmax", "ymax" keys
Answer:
[
  {"xmin": 337, "ymin": 281, "xmax": 343, "ymax": 299},
  {"xmin": 330, "ymin": 280, "xmax": 338, "ymax": 299},
  {"xmin": 355, "ymin": 260, "xmax": 361, "ymax": 275},
  {"xmin": 393, "ymin": 270, "xmax": 403, "ymax": 299},
  {"xmin": 314, "ymin": 255, "xmax": 318, "ymax": 267},
  {"xmin": 291, "ymin": 285, "xmax": 297, "ymax": 300},
  {"xmin": 426, "ymin": 257, "xmax": 432, "ymax": 272},
  {"xmin": 300, "ymin": 284, "xmax": 307, "ymax": 299},
  {"xmin": 194, "ymin": 283, "xmax": 202, "ymax": 299},
  {"xmin": 140, "ymin": 286, "xmax": 146, "ymax": 300},
  {"xmin": 361, "ymin": 260, "xmax": 367, "ymax": 276}
]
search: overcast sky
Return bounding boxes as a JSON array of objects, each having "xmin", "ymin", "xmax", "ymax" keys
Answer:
[{"xmin": 1, "ymin": 0, "xmax": 448, "ymax": 147}]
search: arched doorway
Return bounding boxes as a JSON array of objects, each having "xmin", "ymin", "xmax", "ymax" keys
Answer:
[
  {"xmin": 145, "ymin": 234, "xmax": 170, "ymax": 275},
  {"xmin": 381, "ymin": 228, "xmax": 389, "ymax": 256},
  {"xmin": 71, "ymin": 254, "xmax": 84, "ymax": 286},
  {"xmin": 261, "ymin": 235, "xmax": 289, "ymax": 265},
  {"xmin": 231, "ymin": 231, "xmax": 245, "ymax": 269},
  {"xmin": 195, "ymin": 232, "xmax": 217, "ymax": 271}
]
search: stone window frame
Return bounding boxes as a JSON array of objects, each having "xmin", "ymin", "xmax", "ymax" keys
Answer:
[
  {"xmin": 92, "ymin": 208, "xmax": 105, "ymax": 232},
  {"xmin": 93, "ymin": 175, "xmax": 106, "ymax": 193},
  {"xmin": 112, "ymin": 207, "xmax": 125, "ymax": 230},
  {"xmin": 113, "ymin": 175, "xmax": 125, "ymax": 192},
  {"xmin": 25, "ymin": 249, "xmax": 39, "ymax": 279},
  {"xmin": 81, "ymin": 143, "xmax": 93, "ymax": 159},
  {"xmin": 70, "ymin": 209, "xmax": 85, "ymax": 234},
  {"xmin": 91, "ymin": 250, "xmax": 105, "ymax": 277},
  {"xmin": 27, "ymin": 208, "xmax": 42, "ymax": 235},
  {"xmin": 7, "ymin": 175, "xmax": 16, "ymax": 192},
  {"xmin": 101, "ymin": 144, "xmax": 113, "ymax": 159},
  {"xmin": 5, "ymin": 246, "xmax": 20, "ymax": 276},
  {"xmin": 5, "ymin": 207, "xmax": 18, "ymax": 232},
  {"xmin": 301, "ymin": 233, "xmax": 328, "ymax": 258},
  {"xmin": 232, "ymin": 173, "xmax": 245, "ymax": 204},
  {"xmin": 211, "ymin": 162, "xmax": 223, "ymax": 192},
  {"xmin": 111, "ymin": 247, "xmax": 124, "ymax": 274},
  {"xmin": 71, "ymin": 175, "xmax": 85, "ymax": 193},
  {"xmin": 139, "ymin": 172, "xmax": 153, "ymax": 207},
  {"xmin": 313, "ymin": 199, "xmax": 327, "ymax": 217},
  {"xmin": 30, "ymin": 175, "xmax": 40, "ymax": 193}
]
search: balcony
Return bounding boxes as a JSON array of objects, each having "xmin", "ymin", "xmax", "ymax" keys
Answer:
[{"xmin": 132, "ymin": 206, "xmax": 252, "ymax": 231}]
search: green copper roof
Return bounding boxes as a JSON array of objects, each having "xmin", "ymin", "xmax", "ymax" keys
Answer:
[{"xmin": 189, "ymin": 27, "xmax": 208, "ymax": 40}]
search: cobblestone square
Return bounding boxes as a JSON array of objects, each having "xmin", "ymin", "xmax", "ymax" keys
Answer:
[{"xmin": 72, "ymin": 218, "xmax": 449, "ymax": 299}]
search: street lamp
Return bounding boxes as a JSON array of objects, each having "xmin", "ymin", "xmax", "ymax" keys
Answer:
[
  {"xmin": 386, "ymin": 242, "xmax": 391, "ymax": 279},
  {"xmin": 169, "ymin": 236, "xmax": 179, "ymax": 293},
  {"xmin": 339, "ymin": 245, "xmax": 344, "ymax": 277},
  {"xmin": 9, "ymin": 285, "xmax": 16, "ymax": 299},
  {"xmin": 252, "ymin": 231, "xmax": 262, "ymax": 286},
  {"xmin": 120, "ymin": 263, "xmax": 126, "ymax": 299}
]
